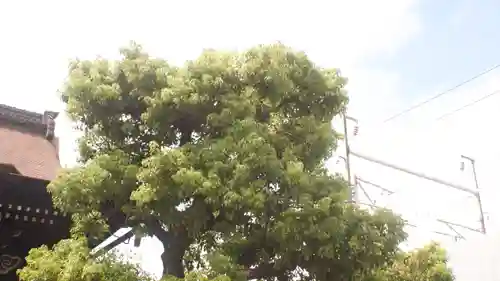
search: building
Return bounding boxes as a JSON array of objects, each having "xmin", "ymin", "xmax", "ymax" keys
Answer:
[{"xmin": 0, "ymin": 104, "xmax": 70, "ymax": 280}]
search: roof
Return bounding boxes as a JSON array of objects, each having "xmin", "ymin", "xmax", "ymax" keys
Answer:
[{"xmin": 0, "ymin": 104, "xmax": 61, "ymax": 181}]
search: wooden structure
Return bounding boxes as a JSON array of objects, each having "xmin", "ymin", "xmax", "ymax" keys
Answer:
[{"xmin": 0, "ymin": 104, "xmax": 70, "ymax": 280}]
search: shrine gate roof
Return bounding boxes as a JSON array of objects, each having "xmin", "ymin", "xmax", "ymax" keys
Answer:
[{"xmin": 0, "ymin": 104, "xmax": 61, "ymax": 181}]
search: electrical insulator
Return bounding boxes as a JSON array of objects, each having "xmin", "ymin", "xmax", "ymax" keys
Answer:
[{"xmin": 353, "ymin": 125, "xmax": 359, "ymax": 136}]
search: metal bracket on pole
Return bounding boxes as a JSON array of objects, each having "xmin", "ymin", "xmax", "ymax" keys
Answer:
[
  {"xmin": 356, "ymin": 177, "xmax": 395, "ymax": 195},
  {"xmin": 405, "ymin": 222, "xmax": 462, "ymax": 241},
  {"xmin": 355, "ymin": 176, "xmax": 482, "ymax": 240},
  {"xmin": 350, "ymin": 150, "xmax": 486, "ymax": 234},
  {"xmin": 357, "ymin": 202, "xmax": 463, "ymax": 241},
  {"xmin": 436, "ymin": 219, "xmax": 483, "ymax": 234},
  {"xmin": 355, "ymin": 178, "xmax": 375, "ymax": 206},
  {"xmin": 439, "ymin": 220, "xmax": 466, "ymax": 240}
]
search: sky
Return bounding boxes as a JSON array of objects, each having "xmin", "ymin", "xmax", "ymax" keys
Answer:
[{"xmin": 1, "ymin": 0, "xmax": 500, "ymax": 279}]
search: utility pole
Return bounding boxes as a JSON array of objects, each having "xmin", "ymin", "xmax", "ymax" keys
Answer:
[
  {"xmin": 460, "ymin": 155, "xmax": 487, "ymax": 234},
  {"xmin": 342, "ymin": 112, "xmax": 359, "ymax": 202},
  {"xmin": 342, "ymin": 111, "xmax": 353, "ymax": 201}
]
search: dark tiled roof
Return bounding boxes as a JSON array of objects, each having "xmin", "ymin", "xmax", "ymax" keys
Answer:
[
  {"xmin": 0, "ymin": 104, "xmax": 58, "ymax": 139},
  {"xmin": 0, "ymin": 104, "xmax": 61, "ymax": 180}
]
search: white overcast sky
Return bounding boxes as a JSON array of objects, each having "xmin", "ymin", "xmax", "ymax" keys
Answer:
[{"xmin": 1, "ymin": 0, "xmax": 499, "ymax": 279}]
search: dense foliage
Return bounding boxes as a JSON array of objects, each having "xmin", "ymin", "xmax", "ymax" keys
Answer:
[
  {"xmin": 373, "ymin": 242, "xmax": 454, "ymax": 281},
  {"xmin": 19, "ymin": 43, "xmax": 454, "ymax": 280},
  {"xmin": 19, "ymin": 238, "xmax": 152, "ymax": 281}
]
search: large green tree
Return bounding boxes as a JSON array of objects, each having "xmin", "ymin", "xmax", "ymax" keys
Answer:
[{"xmin": 18, "ymin": 43, "xmax": 452, "ymax": 280}]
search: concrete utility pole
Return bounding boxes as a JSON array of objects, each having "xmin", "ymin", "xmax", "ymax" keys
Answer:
[
  {"xmin": 460, "ymin": 155, "xmax": 487, "ymax": 234},
  {"xmin": 342, "ymin": 113, "xmax": 359, "ymax": 202},
  {"xmin": 342, "ymin": 111, "xmax": 353, "ymax": 201},
  {"xmin": 351, "ymin": 150, "xmax": 486, "ymax": 234}
]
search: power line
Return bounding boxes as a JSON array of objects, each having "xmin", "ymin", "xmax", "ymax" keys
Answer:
[
  {"xmin": 383, "ymin": 64, "xmax": 500, "ymax": 123},
  {"xmin": 352, "ymin": 88, "xmax": 500, "ymax": 136},
  {"xmin": 435, "ymin": 89, "xmax": 500, "ymax": 121}
]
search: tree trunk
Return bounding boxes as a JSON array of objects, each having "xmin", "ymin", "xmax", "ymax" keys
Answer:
[
  {"xmin": 161, "ymin": 238, "xmax": 187, "ymax": 278},
  {"xmin": 147, "ymin": 218, "xmax": 190, "ymax": 279}
]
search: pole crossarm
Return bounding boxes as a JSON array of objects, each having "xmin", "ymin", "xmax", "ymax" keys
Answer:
[{"xmin": 350, "ymin": 150, "xmax": 478, "ymax": 196}]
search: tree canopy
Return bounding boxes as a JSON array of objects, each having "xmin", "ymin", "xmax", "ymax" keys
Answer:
[
  {"xmin": 372, "ymin": 242, "xmax": 454, "ymax": 281},
  {"xmin": 19, "ymin": 42, "xmax": 454, "ymax": 281}
]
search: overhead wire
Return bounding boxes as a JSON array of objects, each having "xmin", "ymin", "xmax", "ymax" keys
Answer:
[
  {"xmin": 343, "ymin": 88, "xmax": 500, "ymax": 144},
  {"xmin": 382, "ymin": 63, "xmax": 500, "ymax": 123},
  {"xmin": 435, "ymin": 89, "xmax": 500, "ymax": 121},
  {"xmin": 348, "ymin": 88, "xmax": 500, "ymax": 141}
]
